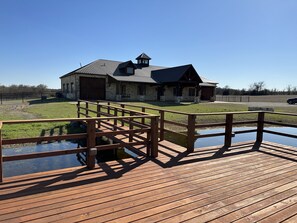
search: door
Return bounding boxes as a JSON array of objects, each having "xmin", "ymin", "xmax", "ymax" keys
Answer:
[{"xmin": 79, "ymin": 77, "xmax": 106, "ymax": 100}]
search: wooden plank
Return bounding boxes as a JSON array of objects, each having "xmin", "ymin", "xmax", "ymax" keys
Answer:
[
  {"xmin": 3, "ymin": 147, "xmax": 88, "ymax": 162},
  {"xmin": 0, "ymin": 151, "xmax": 286, "ymax": 220},
  {"xmin": 95, "ymin": 128, "xmax": 150, "ymax": 137},
  {"xmin": 263, "ymin": 129, "xmax": 297, "ymax": 139},
  {"xmin": 0, "ymin": 154, "xmax": 294, "ymax": 223},
  {"xmin": 187, "ymin": 114, "xmax": 196, "ymax": 153},
  {"xmin": 257, "ymin": 112, "xmax": 265, "ymax": 143},
  {"xmin": 150, "ymin": 116, "xmax": 159, "ymax": 157},
  {"xmin": 2, "ymin": 133, "xmax": 87, "ymax": 145},
  {"xmin": 224, "ymin": 114, "xmax": 233, "ymax": 147},
  {"xmin": 1, "ymin": 141, "xmax": 297, "ymax": 223},
  {"xmin": 86, "ymin": 119, "xmax": 96, "ymax": 169},
  {"xmin": 159, "ymin": 110, "xmax": 165, "ymax": 141},
  {"xmin": 0, "ymin": 129, "xmax": 2, "ymax": 183}
]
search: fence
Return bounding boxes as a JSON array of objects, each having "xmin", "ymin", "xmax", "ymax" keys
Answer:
[
  {"xmin": 0, "ymin": 113, "xmax": 159, "ymax": 182},
  {"xmin": 79, "ymin": 100, "xmax": 297, "ymax": 153},
  {"xmin": 0, "ymin": 91, "xmax": 57, "ymax": 104},
  {"xmin": 216, "ymin": 94, "xmax": 297, "ymax": 103}
]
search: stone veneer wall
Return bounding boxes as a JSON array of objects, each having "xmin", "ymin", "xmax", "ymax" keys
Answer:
[
  {"xmin": 61, "ymin": 75, "xmax": 209, "ymax": 102},
  {"xmin": 60, "ymin": 75, "xmax": 77, "ymax": 100}
]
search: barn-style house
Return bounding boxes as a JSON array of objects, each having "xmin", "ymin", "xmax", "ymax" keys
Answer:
[{"xmin": 60, "ymin": 53, "xmax": 218, "ymax": 102}]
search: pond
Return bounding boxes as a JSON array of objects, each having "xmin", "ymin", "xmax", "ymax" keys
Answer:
[
  {"xmin": 2, "ymin": 141, "xmax": 135, "ymax": 177},
  {"xmin": 195, "ymin": 127, "xmax": 297, "ymax": 148}
]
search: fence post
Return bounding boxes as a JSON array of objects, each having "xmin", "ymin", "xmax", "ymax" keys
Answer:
[
  {"xmin": 121, "ymin": 104, "xmax": 125, "ymax": 126},
  {"xmin": 97, "ymin": 102, "xmax": 101, "ymax": 128},
  {"xmin": 85, "ymin": 102, "xmax": 89, "ymax": 117},
  {"xmin": 107, "ymin": 102, "xmax": 110, "ymax": 115},
  {"xmin": 0, "ymin": 126, "xmax": 3, "ymax": 183},
  {"xmin": 129, "ymin": 112, "xmax": 134, "ymax": 142},
  {"xmin": 77, "ymin": 101, "xmax": 80, "ymax": 118},
  {"xmin": 114, "ymin": 108, "xmax": 118, "ymax": 130},
  {"xmin": 86, "ymin": 119, "xmax": 97, "ymax": 169},
  {"xmin": 159, "ymin": 110, "xmax": 165, "ymax": 141},
  {"xmin": 257, "ymin": 112, "xmax": 265, "ymax": 143},
  {"xmin": 187, "ymin": 114, "xmax": 196, "ymax": 153},
  {"xmin": 141, "ymin": 107, "xmax": 146, "ymax": 124},
  {"xmin": 224, "ymin": 114, "xmax": 233, "ymax": 147},
  {"xmin": 150, "ymin": 116, "xmax": 159, "ymax": 158}
]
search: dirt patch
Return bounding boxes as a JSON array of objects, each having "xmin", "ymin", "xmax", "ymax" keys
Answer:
[{"xmin": 0, "ymin": 102, "xmax": 39, "ymax": 120}]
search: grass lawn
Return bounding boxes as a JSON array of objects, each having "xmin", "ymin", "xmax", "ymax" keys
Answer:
[{"xmin": 1, "ymin": 99, "xmax": 297, "ymax": 140}]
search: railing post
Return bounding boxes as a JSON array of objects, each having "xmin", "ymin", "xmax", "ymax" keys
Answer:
[
  {"xmin": 114, "ymin": 108, "xmax": 118, "ymax": 130},
  {"xmin": 159, "ymin": 110, "xmax": 165, "ymax": 141},
  {"xmin": 141, "ymin": 107, "xmax": 146, "ymax": 124},
  {"xmin": 224, "ymin": 114, "xmax": 233, "ymax": 147},
  {"xmin": 97, "ymin": 102, "xmax": 101, "ymax": 128},
  {"xmin": 257, "ymin": 112, "xmax": 265, "ymax": 143},
  {"xmin": 86, "ymin": 119, "xmax": 97, "ymax": 169},
  {"xmin": 77, "ymin": 101, "xmax": 80, "ymax": 118},
  {"xmin": 85, "ymin": 102, "xmax": 89, "ymax": 117},
  {"xmin": 121, "ymin": 104, "xmax": 125, "ymax": 126},
  {"xmin": 0, "ymin": 126, "xmax": 3, "ymax": 183},
  {"xmin": 187, "ymin": 114, "xmax": 196, "ymax": 153},
  {"xmin": 129, "ymin": 111, "xmax": 134, "ymax": 142},
  {"xmin": 107, "ymin": 102, "xmax": 110, "ymax": 115},
  {"xmin": 150, "ymin": 116, "xmax": 159, "ymax": 158}
]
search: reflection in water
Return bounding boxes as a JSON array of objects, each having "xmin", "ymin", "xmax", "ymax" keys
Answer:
[
  {"xmin": 195, "ymin": 127, "xmax": 297, "ymax": 148},
  {"xmin": 3, "ymin": 141, "xmax": 132, "ymax": 178}
]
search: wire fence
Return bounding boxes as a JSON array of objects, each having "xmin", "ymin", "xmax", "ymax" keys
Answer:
[{"xmin": 0, "ymin": 91, "xmax": 57, "ymax": 104}]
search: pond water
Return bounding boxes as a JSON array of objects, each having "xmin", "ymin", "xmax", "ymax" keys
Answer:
[
  {"xmin": 2, "ymin": 141, "xmax": 134, "ymax": 177},
  {"xmin": 195, "ymin": 127, "xmax": 297, "ymax": 148},
  {"xmin": 3, "ymin": 127, "xmax": 296, "ymax": 178}
]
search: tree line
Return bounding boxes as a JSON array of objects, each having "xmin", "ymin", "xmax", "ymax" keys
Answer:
[
  {"xmin": 0, "ymin": 84, "xmax": 58, "ymax": 99},
  {"xmin": 216, "ymin": 82, "xmax": 297, "ymax": 96}
]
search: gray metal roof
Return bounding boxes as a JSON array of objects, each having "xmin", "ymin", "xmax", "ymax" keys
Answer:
[
  {"xmin": 136, "ymin": 53, "xmax": 151, "ymax": 60},
  {"xmin": 60, "ymin": 59, "xmax": 217, "ymax": 86}
]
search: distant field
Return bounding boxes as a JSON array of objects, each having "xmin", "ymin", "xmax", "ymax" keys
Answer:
[
  {"xmin": 216, "ymin": 94, "xmax": 297, "ymax": 103},
  {"xmin": 0, "ymin": 99, "xmax": 297, "ymax": 140}
]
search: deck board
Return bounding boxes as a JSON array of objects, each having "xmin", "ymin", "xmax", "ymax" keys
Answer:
[{"xmin": 1, "ymin": 140, "xmax": 297, "ymax": 223}]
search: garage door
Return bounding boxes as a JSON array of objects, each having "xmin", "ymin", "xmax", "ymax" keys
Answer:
[{"xmin": 79, "ymin": 77, "xmax": 106, "ymax": 100}]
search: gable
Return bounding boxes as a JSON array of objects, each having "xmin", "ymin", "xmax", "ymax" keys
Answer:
[{"xmin": 151, "ymin": 65, "xmax": 202, "ymax": 84}]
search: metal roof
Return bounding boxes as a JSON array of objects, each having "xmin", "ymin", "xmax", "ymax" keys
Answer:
[
  {"xmin": 136, "ymin": 53, "xmax": 151, "ymax": 60},
  {"xmin": 60, "ymin": 59, "xmax": 218, "ymax": 86}
]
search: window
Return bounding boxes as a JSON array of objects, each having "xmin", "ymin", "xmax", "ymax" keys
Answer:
[
  {"xmin": 70, "ymin": 82, "xmax": 74, "ymax": 93},
  {"xmin": 63, "ymin": 84, "xmax": 65, "ymax": 92},
  {"xmin": 138, "ymin": 84, "xmax": 146, "ymax": 96},
  {"xmin": 66, "ymin": 83, "xmax": 69, "ymax": 93},
  {"xmin": 189, "ymin": 88, "xmax": 195, "ymax": 96},
  {"xmin": 126, "ymin": 67, "xmax": 134, "ymax": 74}
]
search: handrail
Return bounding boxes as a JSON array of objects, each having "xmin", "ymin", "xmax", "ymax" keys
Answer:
[
  {"xmin": 2, "ymin": 115, "xmax": 157, "ymax": 124},
  {"xmin": 0, "ymin": 105, "xmax": 160, "ymax": 182},
  {"xmin": 79, "ymin": 100, "xmax": 297, "ymax": 153}
]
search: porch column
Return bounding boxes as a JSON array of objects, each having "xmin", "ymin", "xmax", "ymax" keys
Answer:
[
  {"xmin": 194, "ymin": 85, "xmax": 201, "ymax": 103},
  {"xmin": 116, "ymin": 82, "xmax": 122, "ymax": 101},
  {"xmin": 175, "ymin": 84, "xmax": 183, "ymax": 103}
]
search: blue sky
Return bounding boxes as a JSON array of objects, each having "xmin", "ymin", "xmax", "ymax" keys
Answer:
[{"xmin": 0, "ymin": 0, "xmax": 296, "ymax": 90}]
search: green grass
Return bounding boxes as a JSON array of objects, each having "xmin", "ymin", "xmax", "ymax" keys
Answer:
[
  {"xmin": 0, "ymin": 98, "xmax": 79, "ymax": 139},
  {"xmin": 1, "ymin": 99, "xmax": 297, "ymax": 140}
]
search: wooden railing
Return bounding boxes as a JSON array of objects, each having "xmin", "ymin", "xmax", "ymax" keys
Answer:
[
  {"xmin": 0, "ymin": 114, "xmax": 159, "ymax": 182},
  {"xmin": 78, "ymin": 100, "xmax": 297, "ymax": 153}
]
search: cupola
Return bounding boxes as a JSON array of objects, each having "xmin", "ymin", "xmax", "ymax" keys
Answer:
[{"xmin": 136, "ymin": 53, "xmax": 151, "ymax": 67}]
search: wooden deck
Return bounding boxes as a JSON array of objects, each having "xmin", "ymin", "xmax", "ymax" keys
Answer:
[{"xmin": 1, "ymin": 140, "xmax": 297, "ymax": 223}]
